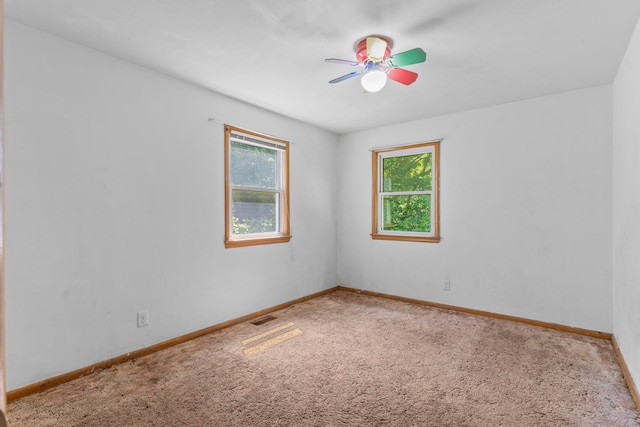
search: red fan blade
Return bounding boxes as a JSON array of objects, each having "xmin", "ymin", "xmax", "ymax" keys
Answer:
[{"xmin": 387, "ymin": 68, "xmax": 419, "ymax": 85}]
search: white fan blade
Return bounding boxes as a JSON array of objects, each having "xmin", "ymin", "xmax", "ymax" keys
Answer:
[{"xmin": 366, "ymin": 37, "xmax": 387, "ymax": 62}]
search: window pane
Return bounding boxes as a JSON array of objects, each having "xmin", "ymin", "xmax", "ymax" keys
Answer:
[
  {"xmin": 382, "ymin": 153, "xmax": 432, "ymax": 192},
  {"xmin": 382, "ymin": 194, "xmax": 431, "ymax": 232},
  {"xmin": 230, "ymin": 141, "xmax": 277, "ymax": 188},
  {"xmin": 232, "ymin": 190, "xmax": 278, "ymax": 234}
]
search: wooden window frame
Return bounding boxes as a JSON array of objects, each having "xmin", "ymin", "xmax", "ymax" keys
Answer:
[
  {"xmin": 224, "ymin": 125, "xmax": 291, "ymax": 248},
  {"xmin": 371, "ymin": 141, "xmax": 440, "ymax": 243}
]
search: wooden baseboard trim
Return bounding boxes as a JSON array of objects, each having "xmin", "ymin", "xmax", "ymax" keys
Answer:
[
  {"xmin": 612, "ymin": 336, "xmax": 640, "ymax": 412},
  {"xmin": 337, "ymin": 286, "xmax": 612, "ymax": 340},
  {"xmin": 7, "ymin": 286, "xmax": 339, "ymax": 403}
]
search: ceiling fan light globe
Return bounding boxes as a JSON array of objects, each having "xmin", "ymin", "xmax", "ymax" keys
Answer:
[{"xmin": 361, "ymin": 70, "xmax": 387, "ymax": 93}]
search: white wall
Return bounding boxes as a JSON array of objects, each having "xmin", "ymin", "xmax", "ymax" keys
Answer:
[
  {"xmin": 4, "ymin": 21, "xmax": 338, "ymax": 390},
  {"xmin": 613, "ymin": 16, "xmax": 640, "ymax": 395},
  {"xmin": 337, "ymin": 86, "xmax": 613, "ymax": 332}
]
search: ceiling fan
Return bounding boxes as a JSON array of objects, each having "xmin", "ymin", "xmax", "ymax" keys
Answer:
[{"xmin": 325, "ymin": 35, "xmax": 427, "ymax": 93}]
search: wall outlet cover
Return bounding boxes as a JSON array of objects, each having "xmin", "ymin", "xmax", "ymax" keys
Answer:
[{"xmin": 137, "ymin": 310, "xmax": 149, "ymax": 327}]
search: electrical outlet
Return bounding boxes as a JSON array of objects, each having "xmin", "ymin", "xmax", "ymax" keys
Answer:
[
  {"xmin": 443, "ymin": 280, "xmax": 451, "ymax": 291},
  {"xmin": 137, "ymin": 310, "xmax": 149, "ymax": 328}
]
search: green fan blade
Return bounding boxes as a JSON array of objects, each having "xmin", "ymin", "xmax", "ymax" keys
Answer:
[{"xmin": 385, "ymin": 48, "xmax": 427, "ymax": 68}]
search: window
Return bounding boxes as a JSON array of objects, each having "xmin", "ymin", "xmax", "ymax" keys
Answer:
[
  {"xmin": 224, "ymin": 125, "xmax": 291, "ymax": 248},
  {"xmin": 371, "ymin": 141, "xmax": 440, "ymax": 243}
]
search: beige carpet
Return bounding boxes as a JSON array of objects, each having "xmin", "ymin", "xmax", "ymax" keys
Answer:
[{"xmin": 8, "ymin": 290, "xmax": 640, "ymax": 426}]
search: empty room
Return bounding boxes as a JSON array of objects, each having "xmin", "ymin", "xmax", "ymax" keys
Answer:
[{"xmin": 2, "ymin": 0, "xmax": 640, "ymax": 425}]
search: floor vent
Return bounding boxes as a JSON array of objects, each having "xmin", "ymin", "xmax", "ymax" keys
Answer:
[{"xmin": 251, "ymin": 315, "xmax": 277, "ymax": 326}]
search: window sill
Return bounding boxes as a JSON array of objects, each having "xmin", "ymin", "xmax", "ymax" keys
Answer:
[
  {"xmin": 371, "ymin": 233, "xmax": 440, "ymax": 243},
  {"xmin": 225, "ymin": 235, "xmax": 292, "ymax": 249}
]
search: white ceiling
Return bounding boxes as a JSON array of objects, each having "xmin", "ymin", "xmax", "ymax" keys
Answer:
[{"xmin": 6, "ymin": 0, "xmax": 640, "ymax": 134}]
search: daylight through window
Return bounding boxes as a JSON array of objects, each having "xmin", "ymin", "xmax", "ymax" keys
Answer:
[
  {"xmin": 225, "ymin": 125, "xmax": 291, "ymax": 248},
  {"xmin": 371, "ymin": 141, "xmax": 440, "ymax": 243}
]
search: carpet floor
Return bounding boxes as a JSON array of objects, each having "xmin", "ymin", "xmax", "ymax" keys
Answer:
[{"xmin": 8, "ymin": 290, "xmax": 640, "ymax": 426}]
